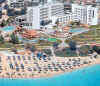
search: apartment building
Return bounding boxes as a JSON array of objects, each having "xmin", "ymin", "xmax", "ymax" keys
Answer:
[
  {"xmin": 95, "ymin": 0, "xmax": 100, "ymax": 6},
  {"xmin": 7, "ymin": 0, "xmax": 25, "ymax": 8},
  {"xmin": 7, "ymin": 0, "xmax": 49, "ymax": 8},
  {"xmin": 52, "ymin": 13, "xmax": 72, "ymax": 24},
  {"xmin": 50, "ymin": 3, "xmax": 64, "ymax": 16},
  {"xmin": 15, "ymin": 2, "xmax": 99, "ymax": 30},
  {"xmin": 75, "ymin": 0, "xmax": 96, "ymax": 4},
  {"xmin": 15, "ymin": 2, "xmax": 64, "ymax": 29},
  {"xmin": 7, "ymin": 0, "xmax": 40, "ymax": 8},
  {"xmin": 72, "ymin": 4, "xmax": 98, "ymax": 25}
]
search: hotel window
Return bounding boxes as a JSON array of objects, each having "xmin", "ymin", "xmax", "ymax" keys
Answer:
[
  {"xmin": 92, "ymin": 11, "xmax": 94, "ymax": 18},
  {"xmin": 30, "ymin": 23, "xmax": 32, "ymax": 26},
  {"xmin": 59, "ymin": 18, "xmax": 62, "ymax": 22}
]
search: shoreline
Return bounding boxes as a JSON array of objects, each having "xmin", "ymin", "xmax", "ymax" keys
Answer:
[
  {"xmin": 0, "ymin": 61, "xmax": 99, "ymax": 79},
  {"xmin": 28, "ymin": 58, "xmax": 100, "ymax": 79},
  {"xmin": 0, "ymin": 54, "xmax": 99, "ymax": 79}
]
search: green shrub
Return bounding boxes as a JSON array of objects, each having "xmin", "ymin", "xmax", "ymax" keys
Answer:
[
  {"xmin": 43, "ymin": 49, "xmax": 52, "ymax": 56},
  {"xmin": 55, "ymin": 47, "xmax": 77, "ymax": 57},
  {"xmin": 79, "ymin": 45, "xmax": 91, "ymax": 56}
]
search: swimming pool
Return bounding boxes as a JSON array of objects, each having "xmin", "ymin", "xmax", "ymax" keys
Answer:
[
  {"xmin": 69, "ymin": 28, "xmax": 88, "ymax": 33},
  {"xmin": 2, "ymin": 26, "xmax": 15, "ymax": 32}
]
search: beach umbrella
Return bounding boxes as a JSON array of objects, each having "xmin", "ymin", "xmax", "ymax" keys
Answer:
[
  {"xmin": 18, "ymin": 56, "xmax": 21, "ymax": 60},
  {"xmin": 22, "ymin": 56, "xmax": 26, "ymax": 60},
  {"xmin": 21, "ymin": 64, "xmax": 24, "ymax": 69}
]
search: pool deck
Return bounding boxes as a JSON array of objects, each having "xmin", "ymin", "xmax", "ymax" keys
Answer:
[{"xmin": 71, "ymin": 29, "xmax": 89, "ymax": 36}]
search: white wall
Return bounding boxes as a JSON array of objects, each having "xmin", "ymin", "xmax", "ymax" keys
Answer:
[
  {"xmin": 72, "ymin": 4, "xmax": 98, "ymax": 25},
  {"xmin": 87, "ymin": 7, "xmax": 98, "ymax": 25},
  {"xmin": 32, "ymin": 7, "xmax": 40, "ymax": 29},
  {"xmin": 25, "ymin": 3, "xmax": 64, "ymax": 29}
]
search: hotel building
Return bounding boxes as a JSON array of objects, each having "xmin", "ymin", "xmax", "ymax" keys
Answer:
[
  {"xmin": 7, "ymin": 0, "xmax": 49, "ymax": 8},
  {"xmin": 15, "ymin": 2, "xmax": 99, "ymax": 30},
  {"xmin": 72, "ymin": 4, "xmax": 98, "ymax": 25},
  {"xmin": 7, "ymin": 0, "xmax": 25, "ymax": 8},
  {"xmin": 75, "ymin": 0, "xmax": 96, "ymax": 4},
  {"xmin": 51, "ymin": 13, "xmax": 72, "ymax": 25},
  {"xmin": 15, "ymin": 2, "xmax": 65, "ymax": 29}
]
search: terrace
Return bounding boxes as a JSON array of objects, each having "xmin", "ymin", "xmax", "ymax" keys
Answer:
[{"xmin": 67, "ymin": 27, "xmax": 100, "ymax": 45}]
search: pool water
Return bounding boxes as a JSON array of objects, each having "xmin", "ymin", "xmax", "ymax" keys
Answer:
[
  {"xmin": 2, "ymin": 26, "xmax": 15, "ymax": 32},
  {"xmin": 69, "ymin": 28, "xmax": 88, "ymax": 33},
  {"xmin": 48, "ymin": 38, "xmax": 57, "ymax": 42}
]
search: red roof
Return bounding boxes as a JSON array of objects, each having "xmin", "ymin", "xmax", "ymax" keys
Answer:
[
  {"xmin": 22, "ymin": 29, "xmax": 38, "ymax": 39},
  {"xmin": 63, "ymin": 26, "xmax": 70, "ymax": 32}
]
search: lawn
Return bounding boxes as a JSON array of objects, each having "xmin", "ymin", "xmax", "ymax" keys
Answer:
[
  {"xmin": 55, "ymin": 48, "xmax": 78, "ymax": 57},
  {"xmin": 37, "ymin": 39, "xmax": 62, "ymax": 46},
  {"xmin": 66, "ymin": 27, "xmax": 100, "ymax": 44},
  {"xmin": 54, "ymin": 45, "xmax": 91, "ymax": 57},
  {"xmin": 0, "ymin": 42, "xmax": 24, "ymax": 50},
  {"xmin": 42, "ymin": 49, "xmax": 52, "ymax": 56},
  {"xmin": 89, "ymin": 25, "xmax": 100, "ymax": 29},
  {"xmin": 0, "ymin": 37, "xmax": 62, "ymax": 51}
]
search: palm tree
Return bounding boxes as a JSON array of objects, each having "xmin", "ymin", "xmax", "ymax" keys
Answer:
[
  {"xmin": 0, "ymin": 19, "xmax": 6, "ymax": 27},
  {"xmin": 10, "ymin": 33, "xmax": 19, "ymax": 44},
  {"xmin": 68, "ymin": 40, "xmax": 77, "ymax": 51},
  {"xmin": 0, "ymin": 35, "xmax": 4, "ymax": 44}
]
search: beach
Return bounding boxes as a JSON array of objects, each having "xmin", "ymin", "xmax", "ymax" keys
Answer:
[{"xmin": 0, "ymin": 52, "xmax": 99, "ymax": 79}]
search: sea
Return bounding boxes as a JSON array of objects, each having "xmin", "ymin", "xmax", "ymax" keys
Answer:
[{"xmin": 0, "ymin": 64, "xmax": 100, "ymax": 86}]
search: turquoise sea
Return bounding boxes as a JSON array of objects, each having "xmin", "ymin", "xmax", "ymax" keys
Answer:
[{"xmin": 0, "ymin": 64, "xmax": 100, "ymax": 86}]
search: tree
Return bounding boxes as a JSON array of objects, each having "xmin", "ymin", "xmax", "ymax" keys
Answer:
[
  {"xmin": 25, "ymin": 43, "xmax": 36, "ymax": 52},
  {"xmin": 0, "ymin": 0, "xmax": 6, "ymax": 4},
  {"xmin": 53, "ymin": 42, "xmax": 59, "ymax": 49},
  {"xmin": 4, "ymin": 4, "xmax": 9, "ymax": 10},
  {"xmin": 7, "ymin": 9, "xmax": 14, "ymax": 15},
  {"xmin": 74, "ymin": 21, "xmax": 81, "ymax": 26},
  {"xmin": 0, "ymin": 20, "xmax": 6, "ymax": 27},
  {"xmin": 25, "ymin": 43, "xmax": 30, "ymax": 49},
  {"xmin": 68, "ymin": 40, "xmax": 77, "ymax": 51},
  {"xmin": 55, "ymin": 19, "xmax": 59, "ymax": 26},
  {"xmin": 11, "ymin": 48, "xmax": 18, "ymax": 54},
  {"xmin": 10, "ymin": 33, "xmax": 19, "ymax": 44},
  {"xmin": 20, "ymin": 8, "xmax": 27, "ymax": 15},
  {"xmin": 0, "ymin": 35, "xmax": 4, "ymax": 44},
  {"xmin": 0, "ymin": 11, "xmax": 2, "ymax": 19},
  {"xmin": 30, "ymin": 45, "xmax": 36, "ymax": 52},
  {"xmin": 79, "ymin": 45, "xmax": 91, "ymax": 56},
  {"xmin": 92, "ymin": 46, "xmax": 100, "ymax": 54}
]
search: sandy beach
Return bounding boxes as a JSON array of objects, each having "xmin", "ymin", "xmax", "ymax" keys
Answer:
[
  {"xmin": 0, "ymin": 53, "xmax": 99, "ymax": 79},
  {"xmin": 33, "ymin": 56, "xmax": 100, "ymax": 78}
]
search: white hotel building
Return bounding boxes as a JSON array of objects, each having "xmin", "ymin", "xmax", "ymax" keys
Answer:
[
  {"xmin": 16, "ymin": 2, "xmax": 66, "ymax": 29},
  {"xmin": 15, "ymin": 3, "xmax": 99, "ymax": 29},
  {"xmin": 72, "ymin": 4, "xmax": 98, "ymax": 25}
]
